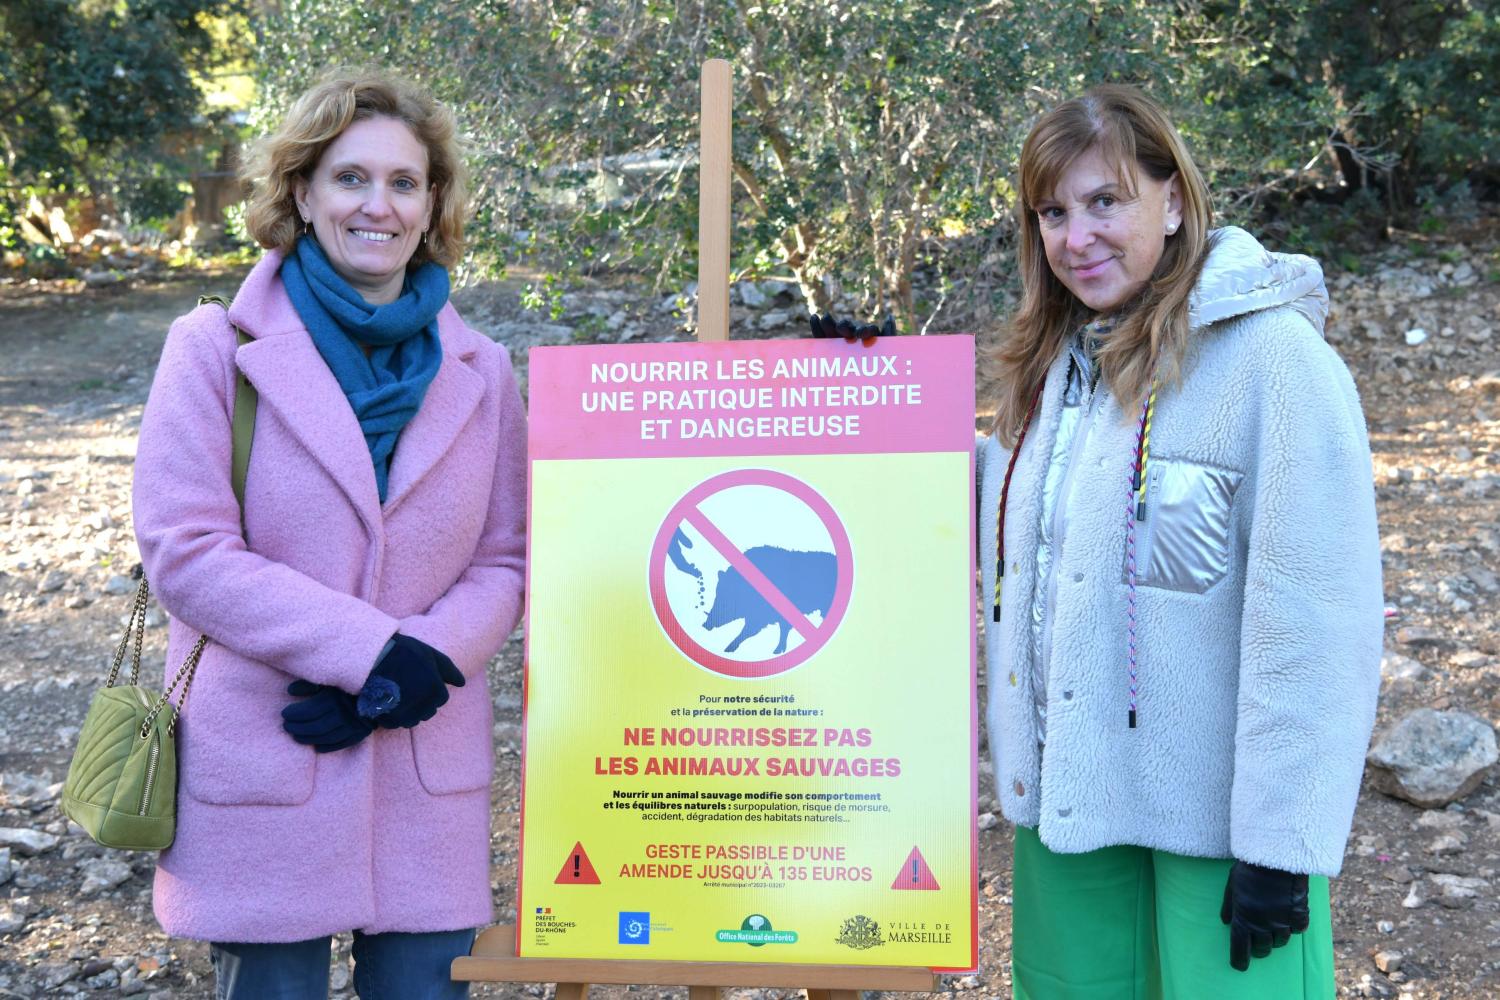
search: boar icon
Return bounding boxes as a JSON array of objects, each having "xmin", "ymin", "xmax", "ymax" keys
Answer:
[{"xmin": 702, "ymin": 545, "xmax": 837, "ymax": 654}]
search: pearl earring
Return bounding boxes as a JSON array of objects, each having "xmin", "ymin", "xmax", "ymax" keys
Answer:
[{"xmin": 1166, "ymin": 222, "xmax": 1178, "ymax": 235}]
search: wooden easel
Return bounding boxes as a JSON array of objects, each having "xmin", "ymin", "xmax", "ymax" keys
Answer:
[{"xmin": 455, "ymin": 60, "xmax": 941, "ymax": 999}]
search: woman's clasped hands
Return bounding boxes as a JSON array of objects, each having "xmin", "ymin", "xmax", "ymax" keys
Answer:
[{"xmin": 280, "ymin": 633, "xmax": 465, "ymax": 753}]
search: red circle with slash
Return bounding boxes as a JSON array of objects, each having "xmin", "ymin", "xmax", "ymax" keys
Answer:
[{"xmin": 648, "ymin": 469, "xmax": 853, "ymax": 678}]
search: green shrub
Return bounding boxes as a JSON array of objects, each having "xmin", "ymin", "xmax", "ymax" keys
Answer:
[{"xmin": 248, "ymin": 0, "xmax": 1496, "ymax": 329}]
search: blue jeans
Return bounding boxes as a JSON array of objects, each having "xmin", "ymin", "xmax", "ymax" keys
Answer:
[{"xmin": 210, "ymin": 928, "xmax": 476, "ymax": 1000}]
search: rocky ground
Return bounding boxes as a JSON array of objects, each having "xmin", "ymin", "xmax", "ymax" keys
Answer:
[{"xmin": 0, "ymin": 222, "xmax": 1496, "ymax": 999}]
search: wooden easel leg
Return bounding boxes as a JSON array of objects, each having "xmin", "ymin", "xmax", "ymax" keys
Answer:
[
  {"xmin": 696, "ymin": 58, "xmax": 732, "ymax": 342},
  {"xmin": 555, "ymin": 983, "xmax": 590, "ymax": 1000},
  {"xmin": 687, "ymin": 988, "xmax": 724, "ymax": 1000}
]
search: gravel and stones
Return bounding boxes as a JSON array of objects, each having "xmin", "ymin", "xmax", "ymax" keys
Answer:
[{"xmin": 2, "ymin": 222, "xmax": 1500, "ymax": 996}]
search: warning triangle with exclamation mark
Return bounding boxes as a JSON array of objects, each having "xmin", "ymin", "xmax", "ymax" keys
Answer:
[
  {"xmin": 554, "ymin": 841, "xmax": 601, "ymax": 884},
  {"xmin": 890, "ymin": 845, "xmax": 940, "ymax": 890}
]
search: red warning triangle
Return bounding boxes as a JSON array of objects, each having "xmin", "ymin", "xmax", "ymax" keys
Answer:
[
  {"xmin": 891, "ymin": 845, "xmax": 940, "ymax": 890},
  {"xmin": 554, "ymin": 841, "xmax": 601, "ymax": 884}
]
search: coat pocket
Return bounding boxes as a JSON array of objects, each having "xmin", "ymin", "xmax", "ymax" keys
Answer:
[
  {"xmin": 411, "ymin": 678, "xmax": 495, "ymax": 796},
  {"xmin": 179, "ymin": 645, "xmax": 316, "ymax": 806},
  {"xmin": 1123, "ymin": 458, "xmax": 1243, "ymax": 594}
]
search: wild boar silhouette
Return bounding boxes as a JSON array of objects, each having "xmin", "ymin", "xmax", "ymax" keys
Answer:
[{"xmin": 669, "ymin": 527, "xmax": 836, "ymax": 654}]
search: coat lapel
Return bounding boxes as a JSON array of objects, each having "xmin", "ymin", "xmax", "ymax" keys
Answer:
[
  {"xmin": 225, "ymin": 259, "xmax": 484, "ymax": 525},
  {"xmin": 235, "ymin": 333, "xmax": 383, "ymax": 525},
  {"xmin": 381, "ymin": 307, "xmax": 485, "ymax": 515}
]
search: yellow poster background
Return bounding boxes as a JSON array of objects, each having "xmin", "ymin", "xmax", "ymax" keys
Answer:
[{"xmin": 520, "ymin": 451, "xmax": 974, "ymax": 968}]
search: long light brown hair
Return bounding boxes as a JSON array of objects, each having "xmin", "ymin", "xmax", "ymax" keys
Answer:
[
  {"xmin": 241, "ymin": 69, "xmax": 468, "ymax": 270},
  {"xmin": 991, "ymin": 85, "xmax": 1212, "ymax": 445}
]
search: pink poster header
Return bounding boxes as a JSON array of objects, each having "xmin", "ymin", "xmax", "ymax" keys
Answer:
[{"xmin": 528, "ymin": 335, "xmax": 975, "ymax": 460}]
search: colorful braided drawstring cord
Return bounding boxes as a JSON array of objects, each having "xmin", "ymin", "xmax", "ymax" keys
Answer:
[
  {"xmin": 994, "ymin": 329, "xmax": 1155, "ymax": 730},
  {"xmin": 1124, "ymin": 376, "xmax": 1159, "ymax": 728},
  {"xmin": 994, "ymin": 316, "xmax": 1112, "ymax": 623}
]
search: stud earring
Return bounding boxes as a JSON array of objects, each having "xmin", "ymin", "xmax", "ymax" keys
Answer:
[{"xmin": 1165, "ymin": 222, "xmax": 1178, "ymax": 235}]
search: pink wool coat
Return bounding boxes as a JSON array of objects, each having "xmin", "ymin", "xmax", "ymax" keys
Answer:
[{"xmin": 133, "ymin": 250, "xmax": 526, "ymax": 942}]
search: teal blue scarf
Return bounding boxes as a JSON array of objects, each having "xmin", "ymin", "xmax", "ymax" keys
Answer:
[{"xmin": 281, "ymin": 236, "xmax": 447, "ymax": 502}]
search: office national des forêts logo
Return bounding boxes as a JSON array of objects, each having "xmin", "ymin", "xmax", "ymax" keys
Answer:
[{"xmin": 716, "ymin": 913, "xmax": 798, "ymax": 946}]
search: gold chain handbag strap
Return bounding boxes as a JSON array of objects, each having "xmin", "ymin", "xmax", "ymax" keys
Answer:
[
  {"xmin": 105, "ymin": 575, "xmax": 151, "ymax": 688},
  {"xmin": 142, "ymin": 635, "xmax": 208, "ymax": 739},
  {"xmin": 113, "ymin": 294, "xmax": 256, "ymax": 739}
]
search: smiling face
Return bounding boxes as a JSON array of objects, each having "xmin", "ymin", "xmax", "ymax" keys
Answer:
[
  {"xmin": 294, "ymin": 115, "xmax": 435, "ymax": 305},
  {"xmin": 1034, "ymin": 147, "xmax": 1183, "ymax": 314}
]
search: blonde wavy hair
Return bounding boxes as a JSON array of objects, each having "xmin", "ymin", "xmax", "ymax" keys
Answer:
[
  {"xmin": 240, "ymin": 68, "xmax": 468, "ymax": 270},
  {"xmin": 991, "ymin": 85, "xmax": 1213, "ymax": 445}
]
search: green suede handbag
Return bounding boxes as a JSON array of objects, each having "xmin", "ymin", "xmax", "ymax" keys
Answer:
[
  {"xmin": 60, "ymin": 579, "xmax": 206, "ymax": 850},
  {"xmin": 61, "ymin": 298, "xmax": 256, "ymax": 851}
]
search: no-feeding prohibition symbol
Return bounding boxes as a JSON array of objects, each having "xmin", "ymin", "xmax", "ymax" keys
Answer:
[{"xmin": 649, "ymin": 469, "xmax": 853, "ymax": 678}]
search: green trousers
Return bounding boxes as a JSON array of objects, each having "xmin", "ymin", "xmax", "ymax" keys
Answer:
[{"xmin": 1011, "ymin": 825, "xmax": 1334, "ymax": 1000}]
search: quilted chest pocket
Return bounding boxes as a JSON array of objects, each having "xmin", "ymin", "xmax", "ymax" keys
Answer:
[{"xmin": 1124, "ymin": 458, "xmax": 1243, "ymax": 594}]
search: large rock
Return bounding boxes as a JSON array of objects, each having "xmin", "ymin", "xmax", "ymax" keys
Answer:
[
  {"xmin": 760, "ymin": 279, "xmax": 794, "ymax": 302},
  {"xmin": 0, "ymin": 895, "xmax": 35, "ymax": 935},
  {"xmin": 0, "ymin": 826, "xmax": 59, "ymax": 856},
  {"xmin": 0, "ymin": 906, "xmax": 25, "ymax": 935},
  {"xmin": 758, "ymin": 309, "xmax": 792, "ymax": 331},
  {"xmin": 1367, "ymin": 708, "xmax": 1498, "ymax": 808},
  {"xmin": 0, "ymin": 772, "xmax": 61, "ymax": 809},
  {"xmin": 1429, "ymin": 872, "xmax": 1488, "ymax": 909},
  {"xmin": 79, "ymin": 857, "xmax": 134, "ymax": 895},
  {"xmin": 734, "ymin": 281, "xmax": 767, "ymax": 308},
  {"xmin": 1395, "ymin": 625, "xmax": 1451, "ymax": 648},
  {"xmin": 1380, "ymin": 648, "xmax": 1426, "ymax": 689},
  {"xmin": 36, "ymin": 962, "xmax": 79, "ymax": 989}
]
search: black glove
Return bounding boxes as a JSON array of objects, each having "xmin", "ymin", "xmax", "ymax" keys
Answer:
[
  {"xmin": 281, "ymin": 680, "xmax": 375, "ymax": 753},
  {"xmin": 808, "ymin": 313, "xmax": 896, "ymax": 343},
  {"xmin": 356, "ymin": 633, "xmax": 465, "ymax": 730},
  {"xmin": 1220, "ymin": 860, "xmax": 1310, "ymax": 971}
]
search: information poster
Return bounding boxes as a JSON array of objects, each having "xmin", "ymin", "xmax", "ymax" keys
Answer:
[{"xmin": 519, "ymin": 335, "xmax": 976, "ymax": 970}]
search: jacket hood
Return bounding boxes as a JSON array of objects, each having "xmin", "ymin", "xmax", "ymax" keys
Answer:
[{"xmin": 1189, "ymin": 226, "xmax": 1328, "ymax": 337}]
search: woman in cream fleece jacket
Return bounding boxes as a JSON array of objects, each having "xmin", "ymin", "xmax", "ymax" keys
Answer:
[{"xmin": 978, "ymin": 86, "xmax": 1381, "ymax": 998}]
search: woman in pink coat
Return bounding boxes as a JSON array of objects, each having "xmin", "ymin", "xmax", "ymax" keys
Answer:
[{"xmin": 132, "ymin": 70, "xmax": 525, "ymax": 999}]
